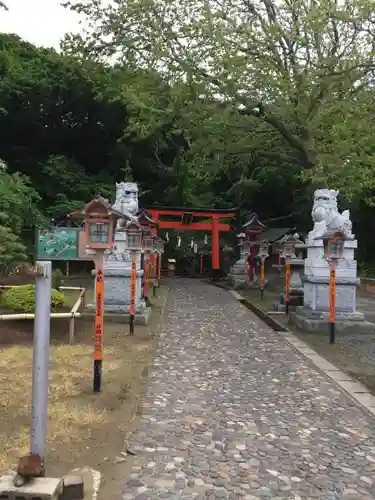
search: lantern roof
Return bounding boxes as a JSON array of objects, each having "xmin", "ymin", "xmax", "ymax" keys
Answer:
[
  {"xmin": 321, "ymin": 229, "xmax": 346, "ymax": 240},
  {"xmin": 70, "ymin": 197, "xmax": 126, "ymax": 220}
]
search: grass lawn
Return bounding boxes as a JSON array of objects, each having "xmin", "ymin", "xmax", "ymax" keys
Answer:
[{"xmin": 0, "ymin": 284, "xmax": 169, "ymax": 499}]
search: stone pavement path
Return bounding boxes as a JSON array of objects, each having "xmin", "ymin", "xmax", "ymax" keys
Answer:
[{"xmin": 123, "ymin": 280, "xmax": 375, "ymax": 500}]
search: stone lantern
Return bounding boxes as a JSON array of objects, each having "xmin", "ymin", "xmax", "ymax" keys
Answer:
[
  {"xmin": 142, "ymin": 227, "xmax": 155, "ymax": 254},
  {"xmin": 71, "ymin": 197, "xmax": 123, "ymax": 393},
  {"xmin": 72, "ymin": 197, "xmax": 123, "ymax": 252},
  {"xmin": 323, "ymin": 230, "xmax": 345, "ymax": 261},
  {"xmin": 258, "ymin": 240, "xmax": 269, "ymax": 260},
  {"xmin": 257, "ymin": 240, "xmax": 269, "ymax": 298},
  {"xmin": 123, "ymin": 220, "xmax": 143, "ymax": 251},
  {"xmin": 242, "ymin": 240, "xmax": 251, "ymax": 258},
  {"xmin": 122, "ymin": 220, "xmax": 143, "ymax": 334}
]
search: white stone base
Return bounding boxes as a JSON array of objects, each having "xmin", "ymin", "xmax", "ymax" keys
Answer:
[
  {"xmin": 304, "ymin": 276, "xmax": 359, "ymax": 314},
  {"xmin": 102, "ymin": 269, "xmax": 145, "ymax": 313}
]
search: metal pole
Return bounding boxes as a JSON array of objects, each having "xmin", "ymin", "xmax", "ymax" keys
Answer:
[{"xmin": 30, "ymin": 261, "xmax": 52, "ymax": 460}]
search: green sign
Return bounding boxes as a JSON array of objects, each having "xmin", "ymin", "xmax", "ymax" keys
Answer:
[{"xmin": 36, "ymin": 227, "xmax": 79, "ymax": 260}]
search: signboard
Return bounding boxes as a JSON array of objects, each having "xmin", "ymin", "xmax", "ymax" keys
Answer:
[{"xmin": 36, "ymin": 227, "xmax": 93, "ymax": 261}]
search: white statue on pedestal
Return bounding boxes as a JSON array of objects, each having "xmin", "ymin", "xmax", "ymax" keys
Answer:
[
  {"xmin": 112, "ymin": 182, "xmax": 139, "ymax": 223},
  {"xmin": 309, "ymin": 189, "xmax": 354, "ymax": 241},
  {"xmin": 106, "ymin": 182, "xmax": 140, "ymax": 262},
  {"xmin": 102, "ymin": 181, "xmax": 146, "ymax": 314}
]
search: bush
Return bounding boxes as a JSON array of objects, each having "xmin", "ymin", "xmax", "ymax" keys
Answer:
[
  {"xmin": 52, "ymin": 268, "xmax": 64, "ymax": 290},
  {"xmin": 3, "ymin": 285, "xmax": 64, "ymax": 313}
]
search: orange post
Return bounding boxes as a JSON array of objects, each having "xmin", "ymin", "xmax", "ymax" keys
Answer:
[
  {"xmin": 158, "ymin": 252, "xmax": 162, "ymax": 283},
  {"xmin": 153, "ymin": 252, "xmax": 157, "ymax": 296},
  {"xmin": 244, "ymin": 254, "xmax": 249, "ymax": 283},
  {"xmin": 285, "ymin": 258, "xmax": 290, "ymax": 315},
  {"xmin": 260, "ymin": 258, "xmax": 265, "ymax": 299},
  {"xmin": 211, "ymin": 216, "xmax": 220, "ymax": 271},
  {"xmin": 129, "ymin": 251, "xmax": 137, "ymax": 335},
  {"xmin": 329, "ymin": 261, "xmax": 336, "ymax": 344},
  {"xmin": 250, "ymin": 244, "xmax": 255, "ymax": 282},
  {"xmin": 144, "ymin": 257, "xmax": 150, "ymax": 306},
  {"xmin": 94, "ymin": 253, "xmax": 104, "ymax": 392}
]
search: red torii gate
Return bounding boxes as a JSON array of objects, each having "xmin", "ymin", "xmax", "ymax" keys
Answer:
[{"xmin": 145, "ymin": 206, "xmax": 240, "ymax": 272}]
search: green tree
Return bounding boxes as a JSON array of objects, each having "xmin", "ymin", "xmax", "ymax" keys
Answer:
[
  {"xmin": 64, "ymin": 0, "xmax": 375, "ymax": 199},
  {"xmin": 0, "ymin": 160, "xmax": 40, "ymax": 273},
  {"xmin": 0, "ymin": 34, "xmax": 132, "ymax": 209}
]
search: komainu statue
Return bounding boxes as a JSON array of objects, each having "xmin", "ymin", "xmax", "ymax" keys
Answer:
[
  {"xmin": 112, "ymin": 182, "xmax": 139, "ymax": 224},
  {"xmin": 310, "ymin": 189, "xmax": 354, "ymax": 240}
]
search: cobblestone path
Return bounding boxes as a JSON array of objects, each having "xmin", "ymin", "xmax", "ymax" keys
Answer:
[{"xmin": 123, "ymin": 281, "xmax": 375, "ymax": 500}]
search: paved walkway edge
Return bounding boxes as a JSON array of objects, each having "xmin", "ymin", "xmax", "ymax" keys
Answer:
[{"xmin": 223, "ymin": 286, "xmax": 375, "ymax": 419}]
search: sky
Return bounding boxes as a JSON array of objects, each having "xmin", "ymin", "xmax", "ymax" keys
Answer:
[{"xmin": 0, "ymin": 0, "xmax": 83, "ymax": 50}]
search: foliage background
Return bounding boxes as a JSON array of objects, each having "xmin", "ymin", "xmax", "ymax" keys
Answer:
[{"xmin": 1, "ymin": 5, "xmax": 375, "ymax": 270}]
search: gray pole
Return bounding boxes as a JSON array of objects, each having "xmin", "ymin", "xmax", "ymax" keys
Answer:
[{"xmin": 30, "ymin": 260, "xmax": 52, "ymax": 459}]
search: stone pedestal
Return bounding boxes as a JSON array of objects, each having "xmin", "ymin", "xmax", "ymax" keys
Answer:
[
  {"xmin": 273, "ymin": 257, "xmax": 304, "ymax": 311},
  {"xmin": 227, "ymin": 257, "xmax": 247, "ymax": 289},
  {"xmin": 227, "ymin": 257, "xmax": 258, "ymax": 289},
  {"xmin": 288, "ymin": 257, "xmax": 305, "ymax": 306},
  {"xmin": 104, "ymin": 232, "xmax": 146, "ymax": 313},
  {"xmin": 103, "ymin": 261, "xmax": 145, "ymax": 313},
  {"xmin": 87, "ymin": 232, "xmax": 149, "ymax": 321},
  {"xmin": 290, "ymin": 238, "xmax": 374, "ymax": 334}
]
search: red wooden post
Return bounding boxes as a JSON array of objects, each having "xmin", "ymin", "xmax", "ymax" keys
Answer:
[{"xmin": 212, "ymin": 215, "xmax": 220, "ymax": 271}]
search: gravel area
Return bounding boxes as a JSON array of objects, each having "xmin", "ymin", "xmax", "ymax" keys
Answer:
[{"xmin": 122, "ymin": 280, "xmax": 375, "ymax": 499}]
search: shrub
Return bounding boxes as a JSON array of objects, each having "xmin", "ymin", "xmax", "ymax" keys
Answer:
[
  {"xmin": 52, "ymin": 268, "xmax": 64, "ymax": 290},
  {"xmin": 3, "ymin": 285, "xmax": 64, "ymax": 313}
]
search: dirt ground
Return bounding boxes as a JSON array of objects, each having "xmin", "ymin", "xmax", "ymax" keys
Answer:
[
  {"xmin": 240, "ymin": 280, "xmax": 375, "ymax": 395},
  {"xmin": 0, "ymin": 284, "xmax": 169, "ymax": 499}
]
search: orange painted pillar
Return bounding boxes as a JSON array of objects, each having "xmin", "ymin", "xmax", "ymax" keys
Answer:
[
  {"xmin": 244, "ymin": 254, "xmax": 249, "ymax": 283},
  {"xmin": 144, "ymin": 257, "xmax": 150, "ymax": 304},
  {"xmin": 129, "ymin": 251, "xmax": 137, "ymax": 335},
  {"xmin": 150, "ymin": 214, "xmax": 159, "ymax": 276},
  {"xmin": 94, "ymin": 253, "xmax": 104, "ymax": 392},
  {"xmin": 250, "ymin": 243, "xmax": 255, "ymax": 282},
  {"xmin": 211, "ymin": 216, "xmax": 220, "ymax": 270},
  {"xmin": 329, "ymin": 261, "xmax": 336, "ymax": 344}
]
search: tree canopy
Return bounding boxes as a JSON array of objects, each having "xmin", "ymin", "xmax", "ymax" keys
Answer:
[
  {"xmin": 1, "ymin": 19, "xmax": 375, "ymax": 268},
  {"xmin": 64, "ymin": 0, "xmax": 375, "ymax": 200}
]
